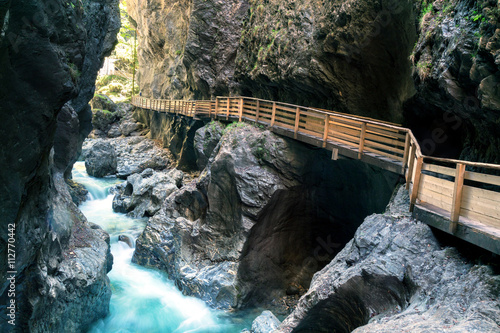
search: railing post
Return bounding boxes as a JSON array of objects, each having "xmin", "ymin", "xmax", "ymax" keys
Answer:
[
  {"xmin": 406, "ymin": 144, "xmax": 416, "ymax": 190},
  {"xmin": 402, "ymin": 132, "xmax": 410, "ymax": 168},
  {"xmin": 238, "ymin": 98, "xmax": 243, "ymax": 121},
  {"xmin": 294, "ymin": 107, "xmax": 300, "ymax": 139},
  {"xmin": 450, "ymin": 163, "xmax": 466, "ymax": 233},
  {"xmin": 270, "ymin": 102, "xmax": 276, "ymax": 127},
  {"xmin": 322, "ymin": 115, "xmax": 330, "ymax": 148},
  {"xmin": 215, "ymin": 98, "xmax": 219, "ymax": 119},
  {"xmin": 255, "ymin": 100, "xmax": 260, "ymax": 122},
  {"xmin": 409, "ymin": 157, "xmax": 423, "ymax": 212},
  {"xmin": 226, "ymin": 98, "xmax": 230, "ymax": 120},
  {"xmin": 358, "ymin": 122, "xmax": 367, "ymax": 159}
]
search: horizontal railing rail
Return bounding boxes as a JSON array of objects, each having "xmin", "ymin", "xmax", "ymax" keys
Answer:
[{"xmin": 131, "ymin": 95, "xmax": 500, "ymax": 235}]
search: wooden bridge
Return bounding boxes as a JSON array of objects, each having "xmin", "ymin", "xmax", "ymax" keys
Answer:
[{"xmin": 131, "ymin": 96, "xmax": 500, "ymax": 255}]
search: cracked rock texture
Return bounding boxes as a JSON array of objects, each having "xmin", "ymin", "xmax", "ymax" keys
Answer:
[
  {"xmin": 405, "ymin": 0, "xmax": 500, "ymax": 163},
  {"xmin": 129, "ymin": 0, "xmax": 500, "ymax": 163},
  {"xmin": 82, "ymin": 136, "xmax": 171, "ymax": 178},
  {"xmin": 273, "ymin": 186, "xmax": 500, "ymax": 333},
  {"xmin": 113, "ymin": 168, "xmax": 182, "ymax": 218},
  {"xmin": 0, "ymin": 0, "xmax": 119, "ymax": 331},
  {"xmin": 132, "ymin": 122, "xmax": 399, "ymax": 310}
]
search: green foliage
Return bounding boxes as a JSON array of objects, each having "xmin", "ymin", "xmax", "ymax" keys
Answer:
[
  {"xmin": 224, "ymin": 122, "xmax": 247, "ymax": 134},
  {"xmin": 68, "ymin": 63, "xmax": 81, "ymax": 81},
  {"xmin": 420, "ymin": 3, "xmax": 433, "ymax": 24},
  {"xmin": 95, "ymin": 75, "xmax": 135, "ymax": 102},
  {"xmin": 175, "ymin": 50, "xmax": 182, "ymax": 56},
  {"xmin": 92, "ymin": 108, "xmax": 113, "ymax": 115},
  {"xmin": 95, "ymin": 0, "xmax": 137, "ymax": 102},
  {"xmin": 251, "ymin": 137, "xmax": 270, "ymax": 161}
]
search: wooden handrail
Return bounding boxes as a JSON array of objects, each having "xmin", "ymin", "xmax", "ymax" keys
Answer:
[{"xmin": 130, "ymin": 95, "xmax": 500, "ymax": 236}]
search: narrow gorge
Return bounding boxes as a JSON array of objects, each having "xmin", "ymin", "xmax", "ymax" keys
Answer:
[{"xmin": 1, "ymin": 0, "xmax": 499, "ymax": 332}]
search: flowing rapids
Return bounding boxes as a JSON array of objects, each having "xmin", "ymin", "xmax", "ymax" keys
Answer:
[{"xmin": 72, "ymin": 162, "xmax": 253, "ymax": 332}]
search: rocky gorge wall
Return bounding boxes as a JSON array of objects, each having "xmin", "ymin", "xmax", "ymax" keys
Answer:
[
  {"xmin": 130, "ymin": 117, "xmax": 400, "ymax": 310},
  {"xmin": 0, "ymin": 0, "xmax": 119, "ymax": 331},
  {"xmin": 407, "ymin": 0, "xmax": 500, "ymax": 162},
  {"xmin": 276, "ymin": 186, "xmax": 500, "ymax": 333},
  {"xmin": 133, "ymin": 106, "xmax": 205, "ymax": 171},
  {"xmin": 128, "ymin": 0, "xmax": 500, "ymax": 163}
]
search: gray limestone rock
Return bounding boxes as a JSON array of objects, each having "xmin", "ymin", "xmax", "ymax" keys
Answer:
[
  {"xmin": 93, "ymin": 136, "xmax": 171, "ymax": 178},
  {"xmin": 167, "ymin": 168, "xmax": 184, "ymax": 188},
  {"xmin": 275, "ymin": 185, "xmax": 500, "ymax": 333},
  {"xmin": 251, "ymin": 311, "xmax": 281, "ymax": 333},
  {"xmin": 194, "ymin": 121, "xmax": 225, "ymax": 170},
  {"xmin": 0, "ymin": 0, "xmax": 119, "ymax": 330},
  {"xmin": 107, "ymin": 123, "xmax": 122, "ymax": 138},
  {"xmin": 120, "ymin": 119, "xmax": 140, "ymax": 136},
  {"xmin": 85, "ymin": 141, "xmax": 118, "ymax": 178},
  {"xmin": 113, "ymin": 168, "xmax": 178, "ymax": 218},
  {"xmin": 133, "ymin": 123, "xmax": 399, "ymax": 310}
]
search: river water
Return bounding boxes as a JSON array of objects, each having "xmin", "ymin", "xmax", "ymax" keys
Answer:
[{"xmin": 72, "ymin": 162, "xmax": 253, "ymax": 332}]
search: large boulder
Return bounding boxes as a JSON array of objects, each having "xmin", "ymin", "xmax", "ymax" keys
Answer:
[
  {"xmin": 91, "ymin": 93, "xmax": 118, "ymax": 112},
  {"xmin": 194, "ymin": 120, "xmax": 225, "ymax": 170},
  {"xmin": 85, "ymin": 141, "xmax": 117, "ymax": 177},
  {"xmin": 119, "ymin": 119, "xmax": 140, "ymax": 136},
  {"xmin": 133, "ymin": 123, "xmax": 399, "ymax": 310},
  {"xmin": 112, "ymin": 137, "xmax": 170, "ymax": 178},
  {"xmin": 82, "ymin": 137, "xmax": 170, "ymax": 178},
  {"xmin": 92, "ymin": 109, "xmax": 119, "ymax": 134},
  {"xmin": 112, "ymin": 168, "xmax": 179, "ymax": 218},
  {"xmin": 275, "ymin": 186, "xmax": 500, "ymax": 333}
]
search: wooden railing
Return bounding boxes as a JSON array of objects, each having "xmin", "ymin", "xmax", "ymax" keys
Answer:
[{"xmin": 131, "ymin": 95, "xmax": 500, "ymax": 237}]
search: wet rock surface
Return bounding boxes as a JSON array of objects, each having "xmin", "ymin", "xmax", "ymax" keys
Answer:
[
  {"xmin": 274, "ymin": 186, "xmax": 500, "ymax": 333},
  {"xmin": 251, "ymin": 311, "xmax": 281, "ymax": 333},
  {"xmin": 133, "ymin": 106, "xmax": 204, "ymax": 171},
  {"xmin": 133, "ymin": 122, "xmax": 399, "ymax": 310},
  {"xmin": 85, "ymin": 141, "xmax": 118, "ymax": 177},
  {"xmin": 113, "ymin": 168, "xmax": 181, "ymax": 218},
  {"xmin": 0, "ymin": 0, "xmax": 119, "ymax": 331},
  {"xmin": 194, "ymin": 120, "xmax": 225, "ymax": 170},
  {"xmin": 82, "ymin": 136, "xmax": 171, "ymax": 178}
]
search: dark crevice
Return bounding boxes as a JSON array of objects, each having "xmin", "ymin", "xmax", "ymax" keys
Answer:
[
  {"xmin": 236, "ymin": 152, "xmax": 401, "ymax": 308},
  {"xmin": 291, "ymin": 273, "xmax": 416, "ymax": 333}
]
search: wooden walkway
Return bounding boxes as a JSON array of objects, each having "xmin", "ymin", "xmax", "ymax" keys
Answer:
[{"xmin": 131, "ymin": 96, "xmax": 500, "ymax": 255}]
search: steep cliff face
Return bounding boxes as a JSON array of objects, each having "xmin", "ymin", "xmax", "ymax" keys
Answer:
[
  {"xmin": 406, "ymin": 0, "xmax": 500, "ymax": 162},
  {"xmin": 0, "ymin": 0, "xmax": 119, "ymax": 331},
  {"xmin": 129, "ymin": 0, "xmax": 500, "ymax": 162},
  {"xmin": 133, "ymin": 122, "xmax": 399, "ymax": 309},
  {"xmin": 235, "ymin": 0, "xmax": 416, "ymax": 121},
  {"xmin": 128, "ymin": 0, "xmax": 416, "ymax": 122},
  {"xmin": 127, "ymin": 0, "xmax": 249, "ymax": 100}
]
